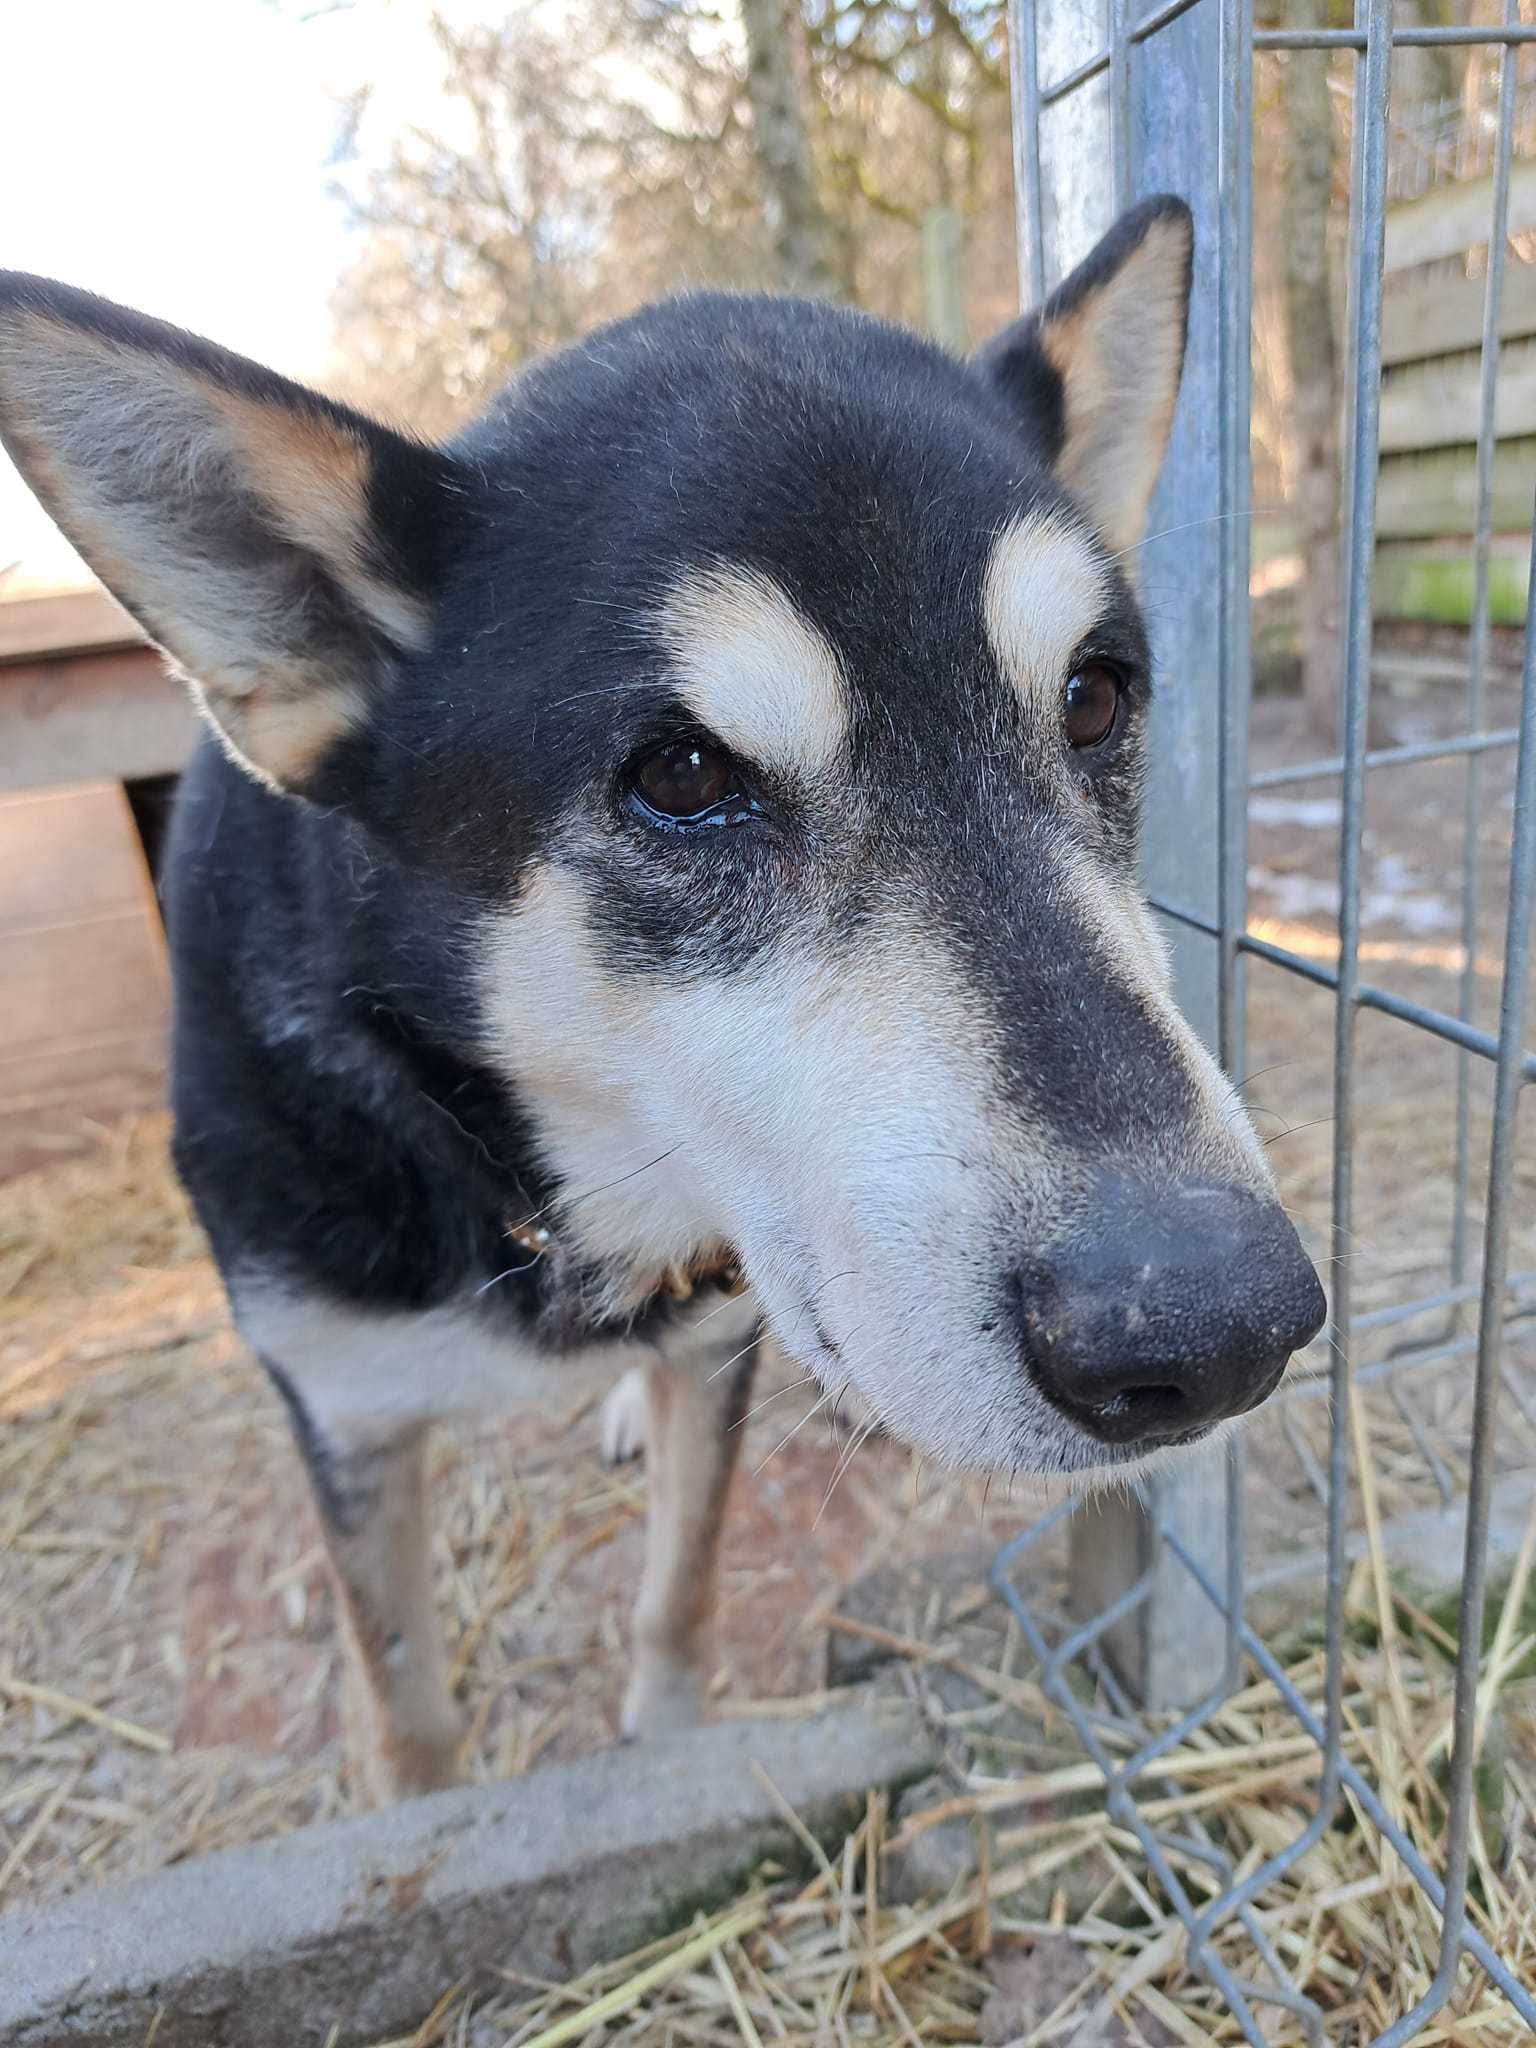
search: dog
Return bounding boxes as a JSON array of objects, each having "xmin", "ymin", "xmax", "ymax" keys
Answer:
[{"xmin": 0, "ymin": 196, "xmax": 1325, "ymax": 1800}]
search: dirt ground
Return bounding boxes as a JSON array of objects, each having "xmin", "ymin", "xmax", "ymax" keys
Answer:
[
  {"xmin": 0, "ymin": 648, "xmax": 1532, "ymax": 1922},
  {"xmin": 1237, "ymin": 650, "xmax": 1536, "ymax": 1530}
]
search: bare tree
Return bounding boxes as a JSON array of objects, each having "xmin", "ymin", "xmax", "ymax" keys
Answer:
[
  {"xmin": 1400, "ymin": 0, "xmax": 1459, "ymax": 117},
  {"xmin": 740, "ymin": 0, "xmax": 843, "ymax": 295},
  {"xmin": 809, "ymin": 0, "xmax": 1011, "ymax": 331},
  {"xmin": 328, "ymin": 6, "xmax": 772, "ymax": 428},
  {"xmin": 1276, "ymin": 0, "xmax": 1340, "ymax": 739},
  {"xmin": 324, "ymin": 1, "xmax": 1015, "ymax": 427}
]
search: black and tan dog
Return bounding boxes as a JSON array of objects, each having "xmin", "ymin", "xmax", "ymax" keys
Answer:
[{"xmin": 0, "ymin": 197, "xmax": 1324, "ymax": 1799}]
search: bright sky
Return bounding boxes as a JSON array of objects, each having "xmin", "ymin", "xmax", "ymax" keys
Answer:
[{"xmin": 0, "ymin": 0, "xmax": 473, "ymax": 587}]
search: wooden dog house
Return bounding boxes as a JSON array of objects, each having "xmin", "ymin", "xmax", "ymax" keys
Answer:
[{"xmin": 0, "ymin": 586, "xmax": 197, "ymax": 1177}]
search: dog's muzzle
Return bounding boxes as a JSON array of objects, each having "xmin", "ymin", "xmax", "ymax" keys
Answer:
[{"xmin": 1010, "ymin": 1175, "xmax": 1327, "ymax": 1451}]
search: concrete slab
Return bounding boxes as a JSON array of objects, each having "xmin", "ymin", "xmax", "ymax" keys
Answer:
[
  {"xmin": 0, "ymin": 1690, "xmax": 935, "ymax": 2048},
  {"xmin": 1248, "ymin": 1470, "xmax": 1536, "ymax": 1613}
]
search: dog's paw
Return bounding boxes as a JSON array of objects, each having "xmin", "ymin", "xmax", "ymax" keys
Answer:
[
  {"xmin": 599, "ymin": 1366, "xmax": 648, "ymax": 1467},
  {"xmin": 621, "ymin": 1653, "xmax": 703, "ymax": 1741},
  {"xmin": 371, "ymin": 1725, "xmax": 463, "ymax": 1804},
  {"xmin": 343, "ymin": 1678, "xmax": 463, "ymax": 1807}
]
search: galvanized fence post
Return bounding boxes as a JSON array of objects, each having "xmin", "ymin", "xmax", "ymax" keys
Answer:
[{"xmin": 1014, "ymin": 0, "xmax": 1252, "ymax": 1709}]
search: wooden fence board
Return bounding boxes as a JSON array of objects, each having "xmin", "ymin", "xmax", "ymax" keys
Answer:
[
  {"xmin": 1385, "ymin": 159, "xmax": 1536, "ymax": 274},
  {"xmin": 1379, "ymin": 365, "xmax": 1536, "ymax": 455},
  {"xmin": 1374, "ymin": 541, "xmax": 1531, "ymax": 628},
  {"xmin": 1382, "ymin": 260, "xmax": 1536, "ymax": 368},
  {"xmin": 0, "ymin": 586, "xmax": 144, "ymax": 663},
  {"xmin": 0, "ymin": 645, "xmax": 197, "ymax": 791},
  {"xmin": 1376, "ymin": 440, "xmax": 1536, "ymax": 540},
  {"xmin": 0, "ymin": 781, "xmax": 170, "ymax": 1179}
]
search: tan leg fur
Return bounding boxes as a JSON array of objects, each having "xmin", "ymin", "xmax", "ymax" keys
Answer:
[
  {"xmin": 622, "ymin": 1341, "xmax": 757, "ymax": 1739},
  {"xmin": 313, "ymin": 1426, "xmax": 462, "ymax": 1802}
]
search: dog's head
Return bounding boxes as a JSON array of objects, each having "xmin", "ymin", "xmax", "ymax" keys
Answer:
[{"xmin": 0, "ymin": 198, "xmax": 1325, "ymax": 1480}]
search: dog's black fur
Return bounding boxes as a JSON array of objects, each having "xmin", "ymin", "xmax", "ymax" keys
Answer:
[
  {"xmin": 131, "ymin": 230, "xmax": 1162, "ymax": 1348},
  {"xmin": 0, "ymin": 195, "xmax": 1322, "ymax": 1480},
  {"xmin": 1, "ymin": 199, "xmax": 1333, "ymax": 1782}
]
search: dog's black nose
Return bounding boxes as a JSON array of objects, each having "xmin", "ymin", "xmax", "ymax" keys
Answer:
[{"xmin": 1012, "ymin": 1176, "xmax": 1326, "ymax": 1449}]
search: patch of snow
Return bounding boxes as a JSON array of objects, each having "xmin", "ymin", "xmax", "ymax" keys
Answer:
[
  {"xmin": 1247, "ymin": 859, "xmax": 1458, "ymax": 935},
  {"xmin": 1249, "ymin": 796, "xmax": 1343, "ymax": 829}
]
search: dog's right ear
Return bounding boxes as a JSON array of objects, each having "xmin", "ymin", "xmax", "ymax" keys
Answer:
[
  {"xmin": 0, "ymin": 273, "xmax": 460, "ymax": 794},
  {"xmin": 976, "ymin": 197, "xmax": 1193, "ymax": 557}
]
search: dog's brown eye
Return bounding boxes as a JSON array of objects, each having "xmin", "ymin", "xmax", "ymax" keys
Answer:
[
  {"xmin": 1063, "ymin": 663, "xmax": 1122, "ymax": 749},
  {"xmin": 631, "ymin": 740, "xmax": 739, "ymax": 820}
]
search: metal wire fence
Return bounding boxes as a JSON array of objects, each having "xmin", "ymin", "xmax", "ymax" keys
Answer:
[{"xmin": 994, "ymin": 2, "xmax": 1536, "ymax": 2039}]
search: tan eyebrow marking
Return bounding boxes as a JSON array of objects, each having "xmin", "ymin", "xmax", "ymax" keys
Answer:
[
  {"xmin": 982, "ymin": 509, "xmax": 1110, "ymax": 719},
  {"xmin": 654, "ymin": 563, "xmax": 849, "ymax": 774}
]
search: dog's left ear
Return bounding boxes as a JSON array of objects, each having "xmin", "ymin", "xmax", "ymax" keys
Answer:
[
  {"xmin": 0, "ymin": 272, "xmax": 460, "ymax": 794},
  {"xmin": 977, "ymin": 196, "xmax": 1193, "ymax": 556}
]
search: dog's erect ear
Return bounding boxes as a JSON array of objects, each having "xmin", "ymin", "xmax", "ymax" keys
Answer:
[
  {"xmin": 977, "ymin": 196, "xmax": 1193, "ymax": 556},
  {"xmin": 0, "ymin": 273, "xmax": 459, "ymax": 792}
]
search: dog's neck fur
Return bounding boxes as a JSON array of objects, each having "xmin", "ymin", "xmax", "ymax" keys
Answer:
[{"xmin": 313, "ymin": 835, "xmax": 740, "ymax": 1344}]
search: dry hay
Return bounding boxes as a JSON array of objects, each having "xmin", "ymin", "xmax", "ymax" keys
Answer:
[
  {"xmin": 391, "ymin": 1522, "xmax": 1536, "ymax": 2048},
  {"xmin": 0, "ymin": 1116, "xmax": 1036, "ymax": 1912},
  {"xmin": 1, "ymin": 1073, "xmax": 1534, "ymax": 1995},
  {"xmin": 0, "ymin": 1112, "xmax": 205, "ymax": 1336}
]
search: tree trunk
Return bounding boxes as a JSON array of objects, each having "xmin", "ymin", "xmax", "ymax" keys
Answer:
[
  {"xmin": 740, "ymin": 0, "xmax": 842, "ymax": 298},
  {"xmin": 1280, "ymin": 0, "xmax": 1341, "ymax": 741},
  {"xmin": 1400, "ymin": 0, "xmax": 1458, "ymax": 120}
]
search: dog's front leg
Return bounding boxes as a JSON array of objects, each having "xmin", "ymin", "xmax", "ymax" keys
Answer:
[
  {"xmin": 265, "ymin": 1366, "xmax": 461, "ymax": 1801},
  {"xmin": 622, "ymin": 1332, "xmax": 758, "ymax": 1740}
]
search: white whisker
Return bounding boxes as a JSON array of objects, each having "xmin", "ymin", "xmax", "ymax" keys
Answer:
[
  {"xmin": 733, "ymin": 1373, "xmax": 818, "ymax": 1430},
  {"xmin": 706, "ymin": 1333, "xmax": 762, "ymax": 1383},
  {"xmin": 814, "ymin": 1412, "xmax": 881, "ymax": 1529},
  {"xmin": 754, "ymin": 1389, "xmax": 834, "ymax": 1476}
]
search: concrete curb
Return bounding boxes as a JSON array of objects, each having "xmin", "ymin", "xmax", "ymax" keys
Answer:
[{"xmin": 0, "ymin": 1690, "xmax": 935, "ymax": 2048}]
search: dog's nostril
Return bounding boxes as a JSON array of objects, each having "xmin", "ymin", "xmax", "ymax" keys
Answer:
[
  {"xmin": 1074, "ymin": 1379, "xmax": 1193, "ymax": 1444},
  {"xmin": 1118, "ymin": 1383, "xmax": 1185, "ymax": 1419}
]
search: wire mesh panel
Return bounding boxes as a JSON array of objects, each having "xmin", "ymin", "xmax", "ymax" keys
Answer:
[{"xmin": 995, "ymin": 2, "xmax": 1536, "ymax": 2038}]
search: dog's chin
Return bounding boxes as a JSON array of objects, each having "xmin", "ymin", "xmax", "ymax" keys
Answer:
[
  {"xmin": 942, "ymin": 1415, "xmax": 1240, "ymax": 1500},
  {"xmin": 769, "ymin": 1317, "xmax": 1240, "ymax": 1492},
  {"xmin": 1050, "ymin": 1416, "xmax": 1230, "ymax": 1495}
]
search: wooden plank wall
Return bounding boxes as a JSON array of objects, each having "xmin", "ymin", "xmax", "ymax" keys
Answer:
[
  {"xmin": 0, "ymin": 589, "xmax": 198, "ymax": 1176},
  {"xmin": 1378, "ymin": 200, "xmax": 1536, "ymax": 578},
  {"xmin": 0, "ymin": 590, "xmax": 196, "ymax": 791},
  {"xmin": 0, "ymin": 780, "xmax": 172, "ymax": 1179},
  {"xmin": 1383, "ymin": 158, "xmax": 1536, "ymax": 276}
]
